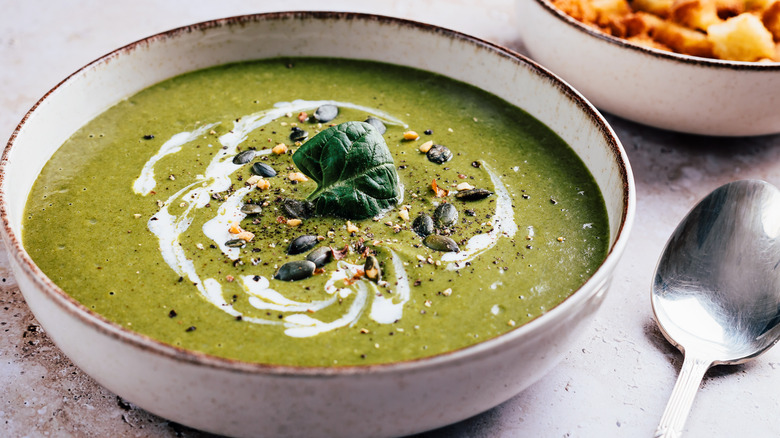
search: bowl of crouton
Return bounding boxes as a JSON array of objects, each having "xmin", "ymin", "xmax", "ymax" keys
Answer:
[{"xmin": 517, "ymin": 0, "xmax": 780, "ymax": 136}]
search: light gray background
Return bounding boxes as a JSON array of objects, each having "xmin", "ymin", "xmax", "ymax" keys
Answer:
[{"xmin": 2, "ymin": 1, "xmax": 779, "ymax": 436}]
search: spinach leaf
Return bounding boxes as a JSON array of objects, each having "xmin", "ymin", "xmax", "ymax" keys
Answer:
[{"xmin": 292, "ymin": 121, "xmax": 402, "ymax": 220}]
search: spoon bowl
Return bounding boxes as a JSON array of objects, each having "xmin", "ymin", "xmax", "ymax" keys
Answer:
[{"xmin": 652, "ymin": 179, "xmax": 780, "ymax": 437}]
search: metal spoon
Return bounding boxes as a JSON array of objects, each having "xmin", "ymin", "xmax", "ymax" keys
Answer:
[{"xmin": 652, "ymin": 179, "xmax": 780, "ymax": 438}]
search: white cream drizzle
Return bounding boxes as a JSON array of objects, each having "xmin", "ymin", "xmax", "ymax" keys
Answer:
[
  {"xmin": 368, "ymin": 250, "xmax": 411, "ymax": 324},
  {"xmin": 202, "ymin": 186, "xmax": 252, "ymax": 260},
  {"xmin": 133, "ymin": 124, "xmax": 218, "ymax": 195},
  {"xmin": 135, "ymin": 101, "xmax": 509, "ymax": 338},
  {"xmin": 242, "ymin": 275, "xmax": 337, "ymax": 313}
]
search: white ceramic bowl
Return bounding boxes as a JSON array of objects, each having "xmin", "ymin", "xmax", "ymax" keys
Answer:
[
  {"xmin": 516, "ymin": 0, "xmax": 780, "ymax": 136},
  {"xmin": 0, "ymin": 12, "xmax": 635, "ymax": 438}
]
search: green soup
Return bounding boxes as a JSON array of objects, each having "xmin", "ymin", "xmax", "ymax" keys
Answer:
[{"xmin": 23, "ymin": 58, "xmax": 608, "ymax": 366}]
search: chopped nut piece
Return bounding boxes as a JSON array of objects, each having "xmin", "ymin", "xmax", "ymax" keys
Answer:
[
  {"xmin": 226, "ymin": 275, "xmax": 235, "ymax": 282},
  {"xmin": 416, "ymin": 254, "xmax": 426, "ymax": 262},
  {"xmin": 346, "ymin": 221, "xmax": 360, "ymax": 233},
  {"xmin": 403, "ymin": 131, "xmax": 420, "ymax": 141},
  {"xmin": 287, "ymin": 219, "xmax": 302, "ymax": 227},
  {"xmin": 247, "ymin": 175, "xmax": 262, "ymax": 185},
  {"xmin": 557, "ymin": 236, "xmax": 566, "ymax": 242},
  {"xmin": 288, "ymin": 172, "xmax": 309, "ymax": 182},
  {"xmin": 237, "ymin": 231, "xmax": 255, "ymax": 242},
  {"xmin": 441, "ymin": 288, "xmax": 453, "ymax": 296},
  {"xmin": 360, "ymin": 328, "xmax": 370, "ymax": 334},
  {"xmin": 229, "ymin": 222, "xmax": 242, "ymax": 234},
  {"xmin": 507, "ymin": 320, "xmax": 516, "ymax": 327},
  {"xmin": 272, "ymin": 143, "xmax": 288, "ymax": 154},
  {"xmin": 297, "ymin": 112, "xmax": 308, "ymax": 122},
  {"xmin": 424, "ymin": 300, "xmax": 432, "ymax": 307},
  {"xmin": 419, "ymin": 140, "xmax": 434, "ymax": 153},
  {"xmin": 398, "ymin": 208, "xmax": 410, "ymax": 222},
  {"xmin": 133, "ymin": 214, "xmax": 142, "ymax": 219},
  {"xmin": 256, "ymin": 179, "xmax": 271, "ymax": 190},
  {"xmin": 431, "ymin": 179, "xmax": 448, "ymax": 197},
  {"xmin": 456, "ymin": 182, "xmax": 475, "ymax": 191}
]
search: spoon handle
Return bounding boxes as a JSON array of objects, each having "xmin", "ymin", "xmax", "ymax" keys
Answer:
[{"xmin": 654, "ymin": 354, "xmax": 711, "ymax": 438}]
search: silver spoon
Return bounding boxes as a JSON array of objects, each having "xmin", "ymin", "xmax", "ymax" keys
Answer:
[{"xmin": 652, "ymin": 179, "xmax": 780, "ymax": 438}]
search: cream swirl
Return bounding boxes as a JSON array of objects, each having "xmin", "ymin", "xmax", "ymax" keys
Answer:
[{"xmin": 135, "ymin": 100, "xmax": 512, "ymax": 338}]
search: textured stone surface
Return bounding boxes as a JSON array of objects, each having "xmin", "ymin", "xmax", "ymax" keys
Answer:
[{"xmin": 2, "ymin": 1, "xmax": 780, "ymax": 437}]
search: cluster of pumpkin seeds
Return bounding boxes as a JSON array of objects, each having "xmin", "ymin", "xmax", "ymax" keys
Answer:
[
  {"xmin": 273, "ymin": 234, "xmax": 382, "ymax": 282},
  {"xmin": 212, "ymin": 103, "xmax": 498, "ymax": 283},
  {"xmin": 410, "ymin": 136, "xmax": 494, "ymax": 254}
]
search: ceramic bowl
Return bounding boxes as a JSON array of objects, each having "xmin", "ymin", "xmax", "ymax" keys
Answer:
[
  {"xmin": 0, "ymin": 12, "xmax": 635, "ymax": 438},
  {"xmin": 516, "ymin": 0, "xmax": 780, "ymax": 136}
]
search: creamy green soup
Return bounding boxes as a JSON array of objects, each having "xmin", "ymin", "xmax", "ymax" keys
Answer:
[{"xmin": 23, "ymin": 58, "xmax": 607, "ymax": 366}]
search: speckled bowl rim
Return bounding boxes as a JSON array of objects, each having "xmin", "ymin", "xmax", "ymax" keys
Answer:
[
  {"xmin": 0, "ymin": 11, "xmax": 634, "ymax": 377},
  {"xmin": 533, "ymin": 0, "xmax": 780, "ymax": 69}
]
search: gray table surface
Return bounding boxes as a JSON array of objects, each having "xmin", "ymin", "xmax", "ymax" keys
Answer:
[{"xmin": 2, "ymin": 1, "xmax": 780, "ymax": 437}]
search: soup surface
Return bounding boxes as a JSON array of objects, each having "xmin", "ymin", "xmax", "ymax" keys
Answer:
[{"xmin": 23, "ymin": 58, "xmax": 608, "ymax": 366}]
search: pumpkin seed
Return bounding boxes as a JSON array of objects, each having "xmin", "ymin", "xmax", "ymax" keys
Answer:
[
  {"xmin": 274, "ymin": 260, "xmax": 316, "ymax": 281},
  {"xmin": 282, "ymin": 198, "xmax": 315, "ymax": 219},
  {"xmin": 233, "ymin": 150, "xmax": 255, "ymax": 165},
  {"xmin": 364, "ymin": 117, "xmax": 387, "ymax": 135},
  {"xmin": 287, "ymin": 235, "xmax": 319, "ymax": 255},
  {"xmin": 426, "ymin": 144, "xmax": 452, "ymax": 164},
  {"xmin": 412, "ymin": 213, "xmax": 435, "ymax": 237},
  {"xmin": 289, "ymin": 127, "xmax": 308, "ymax": 142},
  {"xmin": 314, "ymin": 104, "xmax": 339, "ymax": 123},
  {"xmin": 251, "ymin": 162, "xmax": 277, "ymax": 177},
  {"xmin": 423, "ymin": 234, "xmax": 460, "ymax": 252},
  {"xmin": 455, "ymin": 188, "xmax": 493, "ymax": 201},
  {"xmin": 240, "ymin": 203, "xmax": 262, "ymax": 215},
  {"xmin": 364, "ymin": 255, "xmax": 381, "ymax": 283},
  {"xmin": 305, "ymin": 246, "xmax": 333, "ymax": 268},
  {"xmin": 225, "ymin": 239, "xmax": 246, "ymax": 248},
  {"xmin": 434, "ymin": 203, "xmax": 458, "ymax": 228}
]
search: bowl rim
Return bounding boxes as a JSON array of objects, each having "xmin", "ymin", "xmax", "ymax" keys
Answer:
[
  {"xmin": 0, "ymin": 11, "xmax": 635, "ymax": 377},
  {"xmin": 531, "ymin": 0, "xmax": 780, "ymax": 69}
]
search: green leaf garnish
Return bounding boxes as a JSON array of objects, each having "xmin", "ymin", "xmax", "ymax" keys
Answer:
[{"xmin": 292, "ymin": 121, "xmax": 402, "ymax": 220}]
